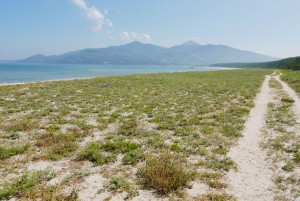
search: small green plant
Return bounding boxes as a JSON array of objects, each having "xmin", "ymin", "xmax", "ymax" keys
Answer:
[
  {"xmin": 3, "ymin": 132, "xmax": 19, "ymax": 139},
  {"xmin": 122, "ymin": 150, "xmax": 145, "ymax": 165},
  {"xmin": 206, "ymin": 157, "xmax": 236, "ymax": 171},
  {"xmin": 107, "ymin": 177, "xmax": 138, "ymax": 199},
  {"xmin": 281, "ymin": 97, "xmax": 295, "ymax": 103},
  {"xmin": 46, "ymin": 125, "xmax": 60, "ymax": 132},
  {"xmin": 281, "ymin": 163, "xmax": 295, "ymax": 172},
  {"xmin": 77, "ymin": 143, "xmax": 116, "ymax": 165},
  {"xmin": 0, "ymin": 144, "xmax": 30, "ymax": 160},
  {"xmin": 293, "ymin": 153, "xmax": 300, "ymax": 163},
  {"xmin": 138, "ymin": 153, "xmax": 195, "ymax": 194},
  {"xmin": 170, "ymin": 143, "xmax": 181, "ymax": 152}
]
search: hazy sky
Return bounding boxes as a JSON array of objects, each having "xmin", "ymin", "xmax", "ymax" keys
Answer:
[{"xmin": 0, "ymin": 0, "xmax": 300, "ymax": 60}]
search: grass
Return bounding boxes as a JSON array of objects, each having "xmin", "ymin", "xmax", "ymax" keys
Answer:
[
  {"xmin": 0, "ymin": 69, "xmax": 272, "ymax": 199},
  {"xmin": 281, "ymin": 70, "xmax": 300, "ymax": 94}
]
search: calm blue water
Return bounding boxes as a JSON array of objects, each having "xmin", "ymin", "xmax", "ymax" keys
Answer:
[{"xmin": 0, "ymin": 63, "xmax": 223, "ymax": 84}]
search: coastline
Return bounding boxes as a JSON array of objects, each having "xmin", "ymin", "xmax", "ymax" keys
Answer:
[{"xmin": 0, "ymin": 67, "xmax": 236, "ymax": 86}]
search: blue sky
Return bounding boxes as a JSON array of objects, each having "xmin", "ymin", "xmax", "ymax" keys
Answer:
[{"xmin": 0, "ymin": 0, "xmax": 300, "ymax": 60}]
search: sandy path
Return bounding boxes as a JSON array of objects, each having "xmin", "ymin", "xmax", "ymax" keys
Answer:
[{"xmin": 227, "ymin": 75, "xmax": 274, "ymax": 201}]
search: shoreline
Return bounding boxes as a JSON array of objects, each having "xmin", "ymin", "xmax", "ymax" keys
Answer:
[{"xmin": 0, "ymin": 67, "xmax": 237, "ymax": 86}]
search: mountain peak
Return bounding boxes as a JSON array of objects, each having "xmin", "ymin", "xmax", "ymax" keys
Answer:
[
  {"xmin": 182, "ymin": 40, "xmax": 199, "ymax": 46},
  {"xmin": 126, "ymin": 41, "xmax": 145, "ymax": 46}
]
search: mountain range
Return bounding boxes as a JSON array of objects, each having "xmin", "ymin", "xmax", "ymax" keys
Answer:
[{"xmin": 19, "ymin": 41, "xmax": 276, "ymax": 66}]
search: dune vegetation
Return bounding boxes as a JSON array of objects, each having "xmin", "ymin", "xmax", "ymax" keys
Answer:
[{"xmin": 0, "ymin": 69, "xmax": 273, "ymax": 200}]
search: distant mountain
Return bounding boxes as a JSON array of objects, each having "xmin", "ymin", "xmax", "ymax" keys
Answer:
[
  {"xmin": 19, "ymin": 41, "xmax": 276, "ymax": 66},
  {"xmin": 210, "ymin": 56, "xmax": 300, "ymax": 70}
]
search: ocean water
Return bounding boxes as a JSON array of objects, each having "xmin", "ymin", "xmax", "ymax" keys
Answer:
[{"xmin": 0, "ymin": 63, "xmax": 223, "ymax": 84}]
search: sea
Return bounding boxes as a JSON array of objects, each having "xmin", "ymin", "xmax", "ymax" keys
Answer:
[{"xmin": 0, "ymin": 63, "xmax": 224, "ymax": 84}]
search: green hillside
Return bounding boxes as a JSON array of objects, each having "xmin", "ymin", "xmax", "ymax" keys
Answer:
[{"xmin": 211, "ymin": 56, "xmax": 300, "ymax": 70}]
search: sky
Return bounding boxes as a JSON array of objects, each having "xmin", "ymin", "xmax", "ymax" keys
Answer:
[{"xmin": 0, "ymin": 0, "xmax": 300, "ymax": 60}]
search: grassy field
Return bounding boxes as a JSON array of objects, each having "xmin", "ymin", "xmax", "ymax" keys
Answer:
[
  {"xmin": 281, "ymin": 70, "xmax": 300, "ymax": 94},
  {"xmin": 0, "ymin": 69, "xmax": 272, "ymax": 200}
]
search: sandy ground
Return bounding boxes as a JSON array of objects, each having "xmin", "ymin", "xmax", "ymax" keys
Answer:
[{"xmin": 226, "ymin": 75, "xmax": 275, "ymax": 201}]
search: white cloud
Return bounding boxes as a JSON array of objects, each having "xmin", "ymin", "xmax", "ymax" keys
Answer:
[
  {"xmin": 71, "ymin": 0, "xmax": 112, "ymax": 32},
  {"xmin": 141, "ymin": 34, "xmax": 151, "ymax": 42},
  {"xmin": 121, "ymin": 31, "xmax": 131, "ymax": 41},
  {"xmin": 121, "ymin": 31, "xmax": 151, "ymax": 43}
]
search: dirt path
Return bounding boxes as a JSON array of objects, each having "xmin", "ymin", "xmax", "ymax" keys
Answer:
[
  {"xmin": 227, "ymin": 75, "xmax": 274, "ymax": 201},
  {"xmin": 227, "ymin": 74, "xmax": 300, "ymax": 200}
]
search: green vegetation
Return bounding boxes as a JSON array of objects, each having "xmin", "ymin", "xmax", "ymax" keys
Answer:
[
  {"xmin": 78, "ymin": 137, "xmax": 142, "ymax": 165},
  {"xmin": 0, "ymin": 144, "xmax": 29, "ymax": 160},
  {"xmin": 36, "ymin": 133, "xmax": 79, "ymax": 160},
  {"xmin": 107, "ymin": 177, "xmax": 138, "ymax": 199},
  {"xmin": 0, "ymin": 170, "xmax": 55, "ymax": 200},
  {"xmin": 281, "ymin": 70, "xmax": 300, "ymax": 94},
  {"xmin": 0, "ymin": 69, "xmax": 271, "ymax": 199},
  {"xmin": 24, "ymin": 185, "xmax": 78, "ymax": 201},
  {"xmin": 211, "ymin": 56, "xmax": 300, "ymax": 70}
]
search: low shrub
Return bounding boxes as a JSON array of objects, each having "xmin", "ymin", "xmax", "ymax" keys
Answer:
[{"xmin": 138, "ymin": 153, "xmax": 195, "ymax": 194}]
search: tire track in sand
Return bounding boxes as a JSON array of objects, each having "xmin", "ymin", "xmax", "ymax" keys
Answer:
[{"xmin": 227, "ymin": 75, "xmax": 274, "ymax": 201}]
